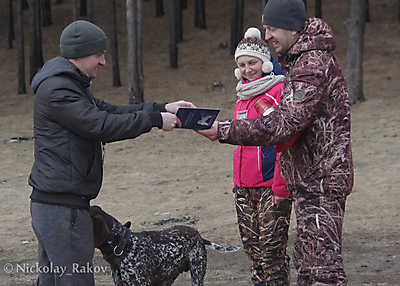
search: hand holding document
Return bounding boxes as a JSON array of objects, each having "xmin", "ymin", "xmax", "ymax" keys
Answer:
[{"xmin": 176, "ymin": 107, "xmax": 220, "ymax": 130}]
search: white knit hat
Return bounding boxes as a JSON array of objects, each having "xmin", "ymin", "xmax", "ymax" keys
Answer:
[{"xmin": 234, "ymin": 27, "xmax": 273, "ymax": 80}]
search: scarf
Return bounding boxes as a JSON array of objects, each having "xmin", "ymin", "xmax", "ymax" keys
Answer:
[{"xmin": 236, "ymin": 74, "xmax": 285, "ymax": 100}]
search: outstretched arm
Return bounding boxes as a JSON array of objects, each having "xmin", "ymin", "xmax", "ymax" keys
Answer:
[{"xmin": 165, "ymin": 100, "xmax": 196, "ymax": 114}]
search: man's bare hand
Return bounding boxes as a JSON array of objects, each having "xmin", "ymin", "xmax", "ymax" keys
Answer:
[
  {"xmin": 195, "ymin": 121, "xmax": 218, "ymax": 141},
  {"xmin": 161, "ymin": 112, "xmax": 181, "ymax": 131},
  {"xmin": 165, "ymin": 100, "xmax": 196, "ymax": 114}
]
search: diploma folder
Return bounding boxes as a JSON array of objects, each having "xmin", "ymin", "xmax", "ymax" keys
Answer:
[{"xmin": 176, "ymin": 107, "xmax": 220, "ymax": 130}]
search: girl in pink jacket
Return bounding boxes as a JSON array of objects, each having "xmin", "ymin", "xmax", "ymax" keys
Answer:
[{"xmin": 232, "ymin": 27, "xmax": 292, "ymax": 286}]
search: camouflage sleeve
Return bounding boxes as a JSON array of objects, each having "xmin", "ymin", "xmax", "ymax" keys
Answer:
[{"xmin": 218, "ymin": 55, "xmax": 325, "ymax": 146}]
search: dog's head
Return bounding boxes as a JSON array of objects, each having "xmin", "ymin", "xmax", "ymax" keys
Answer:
[{"xmin": 89, "ymin": 205, "xmax": 131, "ymax": 248}]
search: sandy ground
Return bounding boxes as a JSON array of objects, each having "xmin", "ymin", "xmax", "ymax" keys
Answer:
[{"xmin": 0, "ymin": 0, "xmax": 399, "ymax": 285}]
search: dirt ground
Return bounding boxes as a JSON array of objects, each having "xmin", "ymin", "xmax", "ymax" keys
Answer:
[{"xmin": 0, "ymin": 0, "xmax": 399, "ymax": 285}]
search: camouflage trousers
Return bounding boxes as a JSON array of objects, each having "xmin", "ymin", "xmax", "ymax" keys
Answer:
[
  {"xmin": 293, "ymin": 193, "xmax": 347, "ymax": 286},
  {"xmin": 234, "ymin": 186, "xmax": 292, "ymax": 286}
]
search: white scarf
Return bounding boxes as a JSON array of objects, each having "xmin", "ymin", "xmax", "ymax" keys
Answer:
[{"xmin": 236, "ymin": 75, "xmax": 285, "ymax": 100}]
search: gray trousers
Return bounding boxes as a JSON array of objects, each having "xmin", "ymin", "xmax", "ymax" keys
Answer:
[{"xmin": 30, "ymin": 202, "xmax": 95, "ymax": 286}]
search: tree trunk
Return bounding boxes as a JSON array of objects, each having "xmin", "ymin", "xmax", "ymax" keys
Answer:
[
  {"xmin": 345, "ymin": 0, "xmax": 366, "ymax": 104},
  {"xmin": 16, "ymin": 0, "xmax": 26, "ymax": 94},
  {"xmin": 80, "ymin": 0, "xmax": 93, "ymax": 20},
  {"xmin": 41, "ymin": 0, "xmax": 52, "ymax": 26},
  {"xmin": 22, "ymin": 0, "xmax": 29, "ymax": 10},
  {"xmin": 8, "ymin": 0, "xmax": 15, "ymax": 49},
  {"xmin": 168, "ymin": 0, "xmax": 178, "ymax": 68},
  {"xmin": 72, "ymin": 0, "xmax": 78, "ymax": 20},
  {"xmin": 231, "ymin": 0, "xmax": 244, "ymax": 55},
  {"xmin": 110, "ymin": 0, "xmax": 121, "ymax": 87},
  {"xmin": 127, "ymin": 0, "xmax": 144, "ymax": 104},
  {"xmin": 155, "ymin": 0, "xmax": 164, "ymax": 17},
  {"xmin": 194, "ymin": 0, "xmax": 206, "ymax": 28},
  {"xmin": 365, "ymin": 0, "xmax": 370, "ymax": 22},
  {"xmin": 181, "ymin": 0, "xmax": 187, "ymax": 9},
  {"xmin": 177, "ymin": 0, "xmax": 183, "ymax": 42},
  {"xmin": 315, "ymin": 0, "xmax": 322, "ymax": 18},
  {"xmin": 86, "ymin": 0, "xmax": 94, "ymax": 21},
  {"xmin": 80, "ymin": 0, "xmax": 87, "ymax": 17},
  {"xmin": 28, "ymin": 0, "xmax": 44, "ymax": 83}
]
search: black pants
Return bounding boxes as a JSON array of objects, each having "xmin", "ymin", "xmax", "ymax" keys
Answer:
[{"xmin": 31, "ymin": 202, "xmax": 95, "ymax": 286}]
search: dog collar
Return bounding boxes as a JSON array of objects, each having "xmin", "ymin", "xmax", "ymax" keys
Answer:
[
  {"xmin": 113, "ymin": 226, "xmax": 130, "ymax": 256},
  {"xmin": 101, "ymin": 225, "xmax": 132, "ymax": 269}
]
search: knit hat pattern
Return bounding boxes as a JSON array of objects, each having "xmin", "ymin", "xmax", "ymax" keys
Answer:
[
  {"xmin": 262, "ymin": 0, "xmax": 306, "ymax": 31},
  {"xmin": 234, "ymin": 27, "xmax": 273, "ymax": 80},
  {"xmin": 60, "ymin": 20, "xmax": 108, "ymax": 59}
]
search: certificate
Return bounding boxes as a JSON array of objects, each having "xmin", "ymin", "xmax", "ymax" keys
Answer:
[{"xmin": 176, "ymin": 107, "xmax": 220, "ymax": 130}]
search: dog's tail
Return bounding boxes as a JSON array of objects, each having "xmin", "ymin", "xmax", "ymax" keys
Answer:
[{"xmin": 203, "ymin": 239, "xmax": 241, "ymax": 253}]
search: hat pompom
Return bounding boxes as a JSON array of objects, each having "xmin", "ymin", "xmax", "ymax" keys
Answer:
[
  {"xmin": 234, "ymin": 68, "xmax": 242, "ymax": 80},
  {"xmin": 244, "ymin": 27, "xmax": 261, "ymax": 40},
  {"xmin": 262, "ymin": 61, "xmax": 274, "ymax": 74}
]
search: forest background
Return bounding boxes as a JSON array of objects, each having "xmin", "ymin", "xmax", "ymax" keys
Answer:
[{"xmin": 0, "ymin": 0, "xmax": 399, "ymax": 285}]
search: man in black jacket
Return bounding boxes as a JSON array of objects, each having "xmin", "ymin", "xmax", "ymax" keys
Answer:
[{"xmin": 29, "ymin": 20, "xmax": 192, "ymax": 286}]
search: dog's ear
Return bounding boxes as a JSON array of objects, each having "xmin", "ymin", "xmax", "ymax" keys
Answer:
[
  {"xmin": 90, "ymin": 210, "xmax": 111, "ymax": 248},
  {"xmin": 123, "ymin": 221, "xmax": 131, "ymax": 229},
  {"xmin": 92, "ymin": 214, "xmax": 111, "ymax": 247}
]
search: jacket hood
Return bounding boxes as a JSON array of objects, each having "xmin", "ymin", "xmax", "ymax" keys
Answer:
[
  {"xmin": 282, "ymin": 18, "xmax": 336, "ymax": 63},
  {"xmin": 31, "ymin": 56, "xmax": 91, "ymax": 92}
]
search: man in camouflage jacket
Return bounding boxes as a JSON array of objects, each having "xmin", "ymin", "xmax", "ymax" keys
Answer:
[{"xmin": 198, "ymin": 0, "xmax": 353, "ymax": 285}]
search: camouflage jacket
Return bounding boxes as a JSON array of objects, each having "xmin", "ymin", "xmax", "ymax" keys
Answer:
[{"xmin": 218, "ymin": 18, "xmax": 353, "ymax": 198}]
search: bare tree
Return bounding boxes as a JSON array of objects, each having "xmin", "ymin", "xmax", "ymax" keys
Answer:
[
  {"xmin": 86, "ymin": 0, "xmax": 94, "ymax": 21},
  {"xmin": 231, "ymin": 0, "xmax": 244, "ymax": 55},
  {"xmin": 181, "ymin": 0, "xmax": 187, "ymax": 9},
  {"xmin": 72, "ymin": 0, "xmax": 78, "ymax": 20},
  {"xmin": 194, "ymin": 0, "xmax": 206, "ymax": 28},
  {"xmin": 177, "ymin": 0, "xmax": 183, "ymax": 42},
  {"xmin": 110, "ymin": 0, "xmax": 121, "ymax": 87},
  {"xmin": 41, "ymin": 0, "xmax": 52, "ymax": 26},
  {"xmin": 80, "ymin": 0, "xmax": 94, "ymax": 20},
  {"xmin": 127, "ymin": 0, "xmax": 144, "ymax": 103},
  {"xmin": 16, "ymin": 0, "xmax": 26, "ymax": 94},
  {"xmin": 28, "ymin": 0, "xmax": 44, "ymax": 83},
  {"xmin": 155, "ymin": 0, "xmax": 164, "ymax": 17},
  {"xmin": 80, "ymin": 0, "xmax": 87, "ymax": 17},
  {"xmin": 315, "ymin": 0, "xmax": 322, "ymax": 18},
  {"xmin": 8, "ymin": 0, "xmax": 15, "ymax": 49},
  {"xmin": 345, "ymin": 0, "xmax": 366, "ymax": 104},
  {"xmin": 168, "ymin": 0, "xmax": 178, "ymax": 68},
  {"xmin": 22, "ymin": 0, "xmax": 29, "ymax": 10}
]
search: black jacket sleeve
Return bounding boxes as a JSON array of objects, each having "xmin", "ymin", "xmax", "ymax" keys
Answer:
[
  {"xmin": 94, "ymin": 97, "xmax": 167, "ymax": 114},
  {"xmin": 44, "ymin": 85, "xmax": 160, "ymax": 143}
]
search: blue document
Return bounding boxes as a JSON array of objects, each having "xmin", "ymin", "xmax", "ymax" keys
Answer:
[{"xmin": 176, "ymin": 108, "xmax": 220, "ymax": 130}]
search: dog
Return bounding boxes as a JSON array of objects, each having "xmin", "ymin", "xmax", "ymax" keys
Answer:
[{"xmin": 89, "ymin": 205, "xmax": 240, "ymax": 286}]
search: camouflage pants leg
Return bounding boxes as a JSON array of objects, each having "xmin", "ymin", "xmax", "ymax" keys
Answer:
[
  {"xmin": 293, "ymin": 194, "xmax": 347, "ymax": 286},
  {"xmin": 235, "ymin": 186, "xmax": 292, "ymax": 286}
]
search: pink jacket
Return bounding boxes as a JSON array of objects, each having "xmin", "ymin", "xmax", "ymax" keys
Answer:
[
  {"xmin": 233, "ymin": 81, "xmax": 289, "ymax": 197},
  {"xmin": 220, "ymin": 18, "xmax": 353, "ymax": 199}
]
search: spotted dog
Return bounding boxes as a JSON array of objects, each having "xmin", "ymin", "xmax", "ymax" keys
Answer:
[{"xmin": 89, "ymin": 205, "xmax": 239, "ymax": 286}]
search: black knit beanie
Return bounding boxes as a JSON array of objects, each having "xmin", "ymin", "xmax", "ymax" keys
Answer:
[
  {"xmin": 60, "ymin": 20, "xmax": 108, "ymax": 59},
  {"xmin": 262, "ymin": 0, "xmax": 306, "ymax": 31}
]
